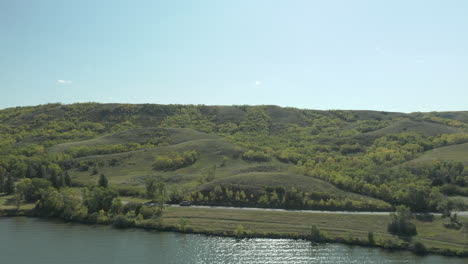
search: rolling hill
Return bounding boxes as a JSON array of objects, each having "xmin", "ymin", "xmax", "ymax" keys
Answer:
[{"xmin": 1, "ymin": 103, "xmax": 468, "ymax": 211}]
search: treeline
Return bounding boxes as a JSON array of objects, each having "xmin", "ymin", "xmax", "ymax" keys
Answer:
[
  {"xmin": 8, "ymin": 175, "xmax": 166, "ymax": 229},
  {"xmin": 174, "ymin": 185, "xmax": 392, "ymax": 211}
]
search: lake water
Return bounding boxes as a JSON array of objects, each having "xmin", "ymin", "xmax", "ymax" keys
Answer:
[{"xmin": 0, "ymin": 217, "xmax": 465, "ymax": 264}]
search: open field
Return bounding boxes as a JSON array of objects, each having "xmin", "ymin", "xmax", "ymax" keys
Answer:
[
  {"xmin": 0, "ymin": 195, "xmax": 34, "ymax": 211},
  {"xmin": 161, "ymin": 206, "xmax": 468, "ymax": 253}
]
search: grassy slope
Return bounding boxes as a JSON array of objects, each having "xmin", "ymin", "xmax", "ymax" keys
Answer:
[
  {"xmin": 23, "ymin": 105, "xmax": 466, "ymax": 208},
  {"xmin": 368, "ymin": 119, "xmax": 461, "ymax": 137},
  {"xmin": 49, "ymin": 127, "xmax": 220, "ymax": 153},
  {"xmin": 70, "ymin": 137, "xmax": 236, "ymax": 185},
  {"xmin": 410, "ymin": 142, "xmax": 468, "ymax": 165},
  {"xmin": 62, "ymin": 127, "xmax": 386, "ymax": 204},
  {"xmin": 198, "ymin": 172, "xmax": 380, "ymax": 202}
]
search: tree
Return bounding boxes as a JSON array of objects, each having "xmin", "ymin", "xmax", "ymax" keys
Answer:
[
  {"xmin": 98, "ymin": 173, "xmax": 108, "ymax": 188},
  {"xmin": 145, "ymin": 178, "xmax": 168, "ymax": 209},
  {"xmin": 58, "ymin": 172, "xmax": 65, "ymax": 188},
  {"xmin": 387, "ymin": 205, "xmax": 417, "ymax": 236},
  {"xmin": 83, "ymin": 187, "xmax": 117, "ymax": 213},
  {"xmin": 439, "ymin": 198, "xmax": 466, "ymax": 225},
  {"xmin": 16, "ymin": 178, "xmax": 51, "ymax": 203},
  {"xmin": 64, "ymin": 171, "xmax": 72, "ymax": 187},
  {"xmin": 146, "ymin": 179, "xmax": 157, "ymax": 200},
  {"xmin": 368, "ymin": 232, "xmax": 375, "ymax": 245},
  {"xmin": 0, "ymin": 168, "xmax": 5, "ymax": 193},
  {"xmin": 37, "ymin": 165, "xmax": 47, "ymax": 179},
  {"xmin": 25, "ymin": 165, "xmax": 36, "ymax": 178},
  {"xmin": 49, "ymin": 169, "xmax": 60, "ymax": 189},
  {"xmin": 35, "ymin": 187, "xmax": 64, "ymax": 216},
  {"xmin": 310, "ymin": 225, "xmax": 327, "ymax": 242},
  {"xmin": 5, "ymin": 173, "xmax": 15, "ymax": 195},
  {"xmin": 15, "ymin": 178, "xmax": 33, "ymax": 203}
]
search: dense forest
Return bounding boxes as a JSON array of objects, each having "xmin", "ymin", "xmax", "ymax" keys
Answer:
[{"xmin": 1, "ymin": 103, "xmax": 467, "ymax": 217}]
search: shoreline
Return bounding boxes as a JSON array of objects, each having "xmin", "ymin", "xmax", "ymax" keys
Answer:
[{"xmin": 1, "ymin": 207, "xmax": 467, "ymax": 258}]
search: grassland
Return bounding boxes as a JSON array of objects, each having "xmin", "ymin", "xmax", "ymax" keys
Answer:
[
  {"xmin": 411, "ymin": 142, "xmax": 468, "ymax": 165},
  {"xmin": 160, "ymin": 207, "xmax": 468, "ymax": 254}
]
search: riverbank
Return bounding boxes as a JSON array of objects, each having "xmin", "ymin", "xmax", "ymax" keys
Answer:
[
  {"xmin": 1, "ymin": 203, "xmax": 467, "ymax": 258},
  {"xmin": 161, "ymin": 206, "xmax": 468, "ymax": 257}
]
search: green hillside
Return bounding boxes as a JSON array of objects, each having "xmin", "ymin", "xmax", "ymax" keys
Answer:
[
  {"xmin": 410, "ymin": 142, "xmax": 468, "ymax": 165},
  {"xmin": 1, "ymin": 103, "xmax": 468, "ymax": 212}
]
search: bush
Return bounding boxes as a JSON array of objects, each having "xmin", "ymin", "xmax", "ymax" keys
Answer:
[
  {"xmin": 387, "ymin": 205, "xmax": 417, "ymax": 236},
  {"xmin": 242, "ymin": 150, "xmax": 271, "ymax": 162},
  {"xmin": 139, "ymin": 206, "xmax": 157, "ymax": 219},
  {"xmin": 122, "ymin": 202, "xmax": 142, "ymax": 215},
  {"xmin": 152, "ymin": 151, "xmax": 199, "ymax": 171},
  {"xmin": 113, "ymin": 185, "xmax": 143, "ymax": 197},
  {"xmin": 387, "ymin": 221, "xmax": 417, "ymax": 236},
  {"xmin": 112, "ymin": 214, "xmax": 135, "ymax": 228},
  {"xmin": 368, "ymin": 231, "xmax": 375, "ymax": 245},
  {"xmin": 413, "ymin": 241, "xmax": 427, "ymax": 255},
  {"xmin": 309, "ymin": 225, "xmax": 327, "ymax": 242}
]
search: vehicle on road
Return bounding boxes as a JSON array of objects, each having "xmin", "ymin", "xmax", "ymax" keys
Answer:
[{"xmin": 179, "ymin": 201, "xmax": 191, "ymax": 206}]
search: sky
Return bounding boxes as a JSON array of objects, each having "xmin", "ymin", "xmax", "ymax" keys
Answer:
[{"xmin": 1, "ymin": 0, "xmax": 468, "ymax": 112}]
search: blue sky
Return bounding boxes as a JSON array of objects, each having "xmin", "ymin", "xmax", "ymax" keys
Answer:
[{"xmin": 1, "ymin": 0, "xmax": 467, "ymax": 112}]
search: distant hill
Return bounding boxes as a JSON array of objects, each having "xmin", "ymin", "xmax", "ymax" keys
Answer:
[{"xmin": 1, "ymin": 103, "xmax": 468, "ymax": 211}]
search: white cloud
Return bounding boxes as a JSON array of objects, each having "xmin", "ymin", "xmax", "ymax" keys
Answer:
[
  {"xmin": 57, "ymin": 80, "xmax": 72, "ymax": 84},
  {"xmin": 255, "ymin": 80, "xmax": 262, "ymax": 86}
]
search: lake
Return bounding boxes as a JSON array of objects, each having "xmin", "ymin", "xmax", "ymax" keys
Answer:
[{"xmin": 0, "ymin": 217, "xmax": 465, "ymax": 264}]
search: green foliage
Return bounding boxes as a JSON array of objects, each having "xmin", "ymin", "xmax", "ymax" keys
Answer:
[
  {"xmin": 4, "ymin": 173, "xmax": 15, "ymax": 195},
  {"xmin": 145, "ymin": 179, "xmax": 169, "ymax": 207},
  {"xmin": 83, "ymin": 187, "xmax": 118, "ymax": 213},
  {"xmin": 367, "ymin": 231, "xmax": 375, "ymax": 245},
  {"xmin": 64, "ymin": 171, "xmax": 72, "ymax": 187},
  {"xmin": 309, "ymin": 225, "xmax": 327, "ymax": 242},
  {"xmin": 98, "ymin": 173, "xmax": 108, "ymax": 188},
  {"xmin": 161, "ymin": 106, "xmax": 215, "ymax": 133},
  {"xmin": 242, "ymin": 150, "xmax": 271, "ymax": 162},
  {"xmin": 152, "ymin": 150, "xmax": 199, "ymax": 171},
  {"xmin": 239, "ymin": 107, "xmax": 272, "ymax": 134},
  {"xmin": 412, "ymin": 241, "xmax": 428, "ymax": 255},
  {"xmin": 112, "ymin": 214, "xmax": 135, "ymax": 228},
  {"xmin": 34, "ymin": 187, "xmax": 65, "ymax": 216},
  {"xmin": 16, "ymin": 178, "xmax": 51, "ymax": 202},
  {"xmin": 387, "ymin": 205, "xmax": 417, "ymax": 236},
  {"xmin": 233, "ymin": 224, "xmax": 249, "ymax": 237}
]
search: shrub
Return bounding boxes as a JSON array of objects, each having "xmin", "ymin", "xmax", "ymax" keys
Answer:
[
  {"xmin": 309, "ymin": 225, "xmax": 327, "ymax": 242},
  {"xmin": 112, "ymin": 214, "xmax": 135, "ymax": 228},
  {"xmin": 152, "ymin": 151, "xmax": 199, "ymax": 171},
  {"xmin": 242, "ymin": 150, "xmax": 271, "ymax": 162},
  {"xmin": 367, "ymin": 231, "xmax": 375, "ymax": 245},
  {"xmin": 139, "ymin": 206, "xmax": 157, "ymax": 219},
  {"xmin": 233, "ymin": 224, "xmax": 246, "ymax": 238},
  {"xmin": 387, "ymin": 205, "xmax": 417, "ymax": 236},
  {"xmin": 413, "ymin": 241, "xmax": 427, "ymax": 255}
]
